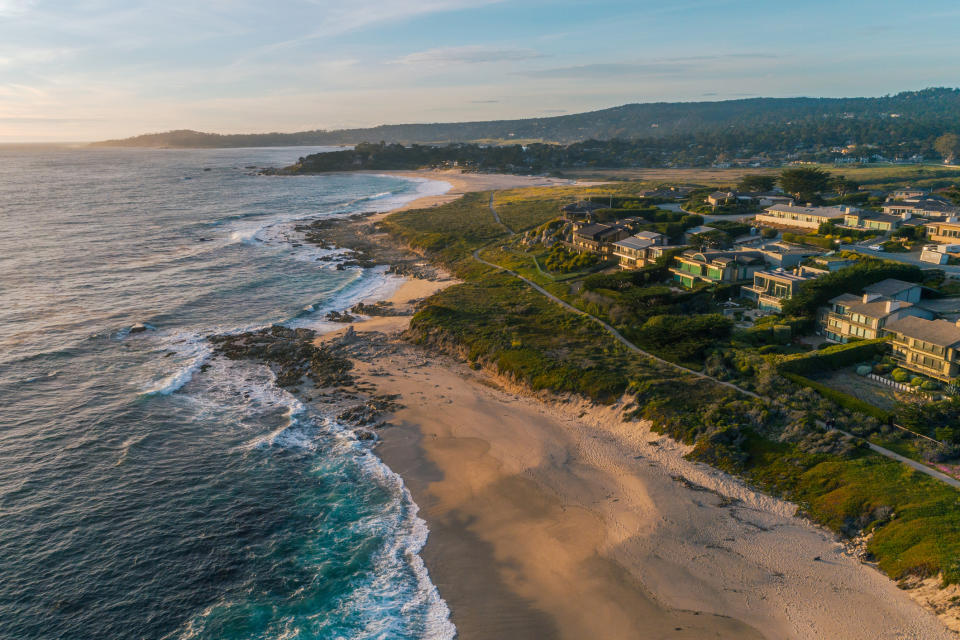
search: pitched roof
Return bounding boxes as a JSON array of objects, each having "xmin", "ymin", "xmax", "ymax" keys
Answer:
[
  {"xmin": 633, "ymin": 231, "xmax": 664, "ymax": 240},
  {"xmin": 862, "ymin": 278, "xmax": 919, "ymax": 297},
  {"xmin": 885, "ymin": 316, "xmax": 960, "ymax": 347}
]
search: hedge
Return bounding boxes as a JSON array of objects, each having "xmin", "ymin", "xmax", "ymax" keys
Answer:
[
  {"xmin": 781, "ymin": 372, "xmax": 891, "ymax": 422},
  {"xmin": 777, "ymin": 338, "xmax": 888, "ymax": 375}
]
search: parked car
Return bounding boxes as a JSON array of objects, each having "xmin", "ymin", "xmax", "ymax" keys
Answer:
[{"xmin": 867, "ymin": 244, "xmax": 884, "ymax": 251}]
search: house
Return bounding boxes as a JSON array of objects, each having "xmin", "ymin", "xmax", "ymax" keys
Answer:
[
  {"xmin": 561, "ymin": 200, "xmax": 605, "ymax": 221},
  {"xmin": 842, "ymin": 210, "xmax": 906, "ymax": 232},
  {"xmin": 862, "ymin": 278, "xmax": 923, "ymax": 303},
  {"xmin": 647, "ymin": 244, "xmax": 688, "ymax": 264},
  {"xmin": 889, "ymin": 188, "xmax": 930, "ymax": 200},
  {"xmin": 611, "ymin": 232, "xmax": 665, "ymax": 269},
  {"xmin": 707, "ymin": 191, "xmax": 737, "ymax": 207},
  {"xmin": 817, "ymin": 287, "xmax": 933, "ymax": 343},
  {"xmin": 741, "ymin": 269, "xmax": 819, "ymax": 312},
  {"xmin": 670, "ymin": 250, "xmax": 765, "ymax": 288},
  {"xmin": 571, "ymin": 223, "xmax": 632, "ymax": 255},
  {"xmin": 756, "ymin": 194, "xmax": 794, "ymax": 207},
  {"xmin": 884, "ymin": 316, "xmax": 960, "ymax": 382},
  {"xmin": 925, "ymin": 219, "xmax": 960, "ymax": 244},
  {"xmin": 757, "ymin": 242, "xmax": 822, "ymax": 269},
  {"xmin": 810, "ymin": 255, "xmax": 856, "ymax": 272},
  {"xmin": 882, "ymin": 197, "xmax": 960, "ymax": 219},
  {"xmin": 755, "ymin": 204, "xmax": 850, "ymax": 230}
]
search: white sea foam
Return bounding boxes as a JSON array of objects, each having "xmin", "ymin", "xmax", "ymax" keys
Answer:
[{"xmin": 141, "ymin": 331, "xmax": 213, "ymax": 396}]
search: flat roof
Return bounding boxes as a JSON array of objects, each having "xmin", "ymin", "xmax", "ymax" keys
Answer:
[{"xmin": 613, "ymin": 237, "xmax": 654, "ymax": 251}]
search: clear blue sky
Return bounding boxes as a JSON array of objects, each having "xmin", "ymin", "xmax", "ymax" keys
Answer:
[{"xmin": 2, "ymin": 0, "xmax": 959, "ymax": 141}]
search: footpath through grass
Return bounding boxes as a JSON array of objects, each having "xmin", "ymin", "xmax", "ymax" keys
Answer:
[{"xmin": 381, "ymin": 186, "xmax": 960, "ymax": 586}]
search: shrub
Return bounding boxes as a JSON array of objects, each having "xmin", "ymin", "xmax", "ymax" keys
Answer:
[
  {"xmin": 891, "ymin": 369, "xmax": 910, "ymax": 383},
  {"xmin": 856, "ymin": 365, "xmax": 872, "ymax": 376},
  {"xmin": 921, "ymin": 380, "xmax": 940, "ymax": 391},
  {"xmin": 760, "ymin": 227, "xmax": 777, "ymax": 239},
  {"xmin": 910, "ymin": 376, "xmax": 925, "ymax": 387},
  {"xmin": 777, "ymin": 338, "xmax": 887, "ymax": 375}
]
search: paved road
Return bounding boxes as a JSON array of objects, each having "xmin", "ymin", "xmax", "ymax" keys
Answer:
[
  {"xmin": 475, "ymin": 198, "xmax": 958, "ymax": 488},
  {"xmin": 840, "ymin": 244, "xmax": 960, "ymax": 276}
]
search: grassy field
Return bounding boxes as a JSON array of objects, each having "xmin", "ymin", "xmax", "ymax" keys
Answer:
[{"xmin": 383, "ymin": 186, "xmax": 960, "ymax": 586}]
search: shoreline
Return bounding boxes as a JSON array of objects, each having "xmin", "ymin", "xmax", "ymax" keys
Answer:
[{"xmin": 302, "ymin": 173, "xmax": 957, "ymax": 638}]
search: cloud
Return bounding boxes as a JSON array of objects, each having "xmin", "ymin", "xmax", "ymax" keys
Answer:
[
  {"xmin": 303, "ymin": 0, "xmax": 506, "ymax": 38},
  {"xmin": 393, "ymin": 45, "xmax": 542, "ymax": 66},
  {"xmin": 519, "ymin": 62, "xmax": 695, "ymax": 79}
]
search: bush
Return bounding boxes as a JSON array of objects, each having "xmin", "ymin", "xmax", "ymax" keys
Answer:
[
  {"xmin": 760, "ymin": 227, "xmax": 777, "ymax": 239},
  {"xmin": 782, "ymin": 372, "xmax": 891, "ymax": 421},
  {"xmin": 891, "ymin": 369, "xmax": 910, "ymax": 383},
  {"xmin": 910, "ymin": 376, "xmax": 925, "ymax": 387},
  {"xmin": 921, "ymin": 380, "xmax": 940, "ymax": 391},
  {"xmin": 857, "ymin": 365, "xmax": 872, "ymax": 376},
  {"xmin": 778, "ymin": 338, "xmax": 888, "ymax": 375}
]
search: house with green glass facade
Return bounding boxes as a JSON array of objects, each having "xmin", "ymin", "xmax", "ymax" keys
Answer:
[{"xmin": 669, "ymin": 250, "xmax": 765, "ymax": 288}]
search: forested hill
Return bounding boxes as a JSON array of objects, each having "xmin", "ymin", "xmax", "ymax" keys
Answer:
[{"xmin": 94, "ymin": 88, "xmax": 960, "ymax": 148}]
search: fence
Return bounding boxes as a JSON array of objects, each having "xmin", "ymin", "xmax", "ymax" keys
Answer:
[{"xmin": 867, "ymin": 373, "xmax": 919, "ymax": 394}]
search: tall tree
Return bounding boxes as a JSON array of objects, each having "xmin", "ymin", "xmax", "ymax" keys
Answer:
[
  {"xmin": 736, "ymin": 174, "xmax": 776, "ymax": 193},
  {"xmin": 779, "ymin": 167, "xmax": 831, "ymax": 198},
  {"xmin": 830, "ymin": 175, "xmax": 859, "ymax": 196},
  {"xmin": 935, "ymin": 133, "xmax": 960, "ymax": 164}
]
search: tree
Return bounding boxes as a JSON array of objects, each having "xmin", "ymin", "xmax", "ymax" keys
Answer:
[
  {"xmin": 935, "ymin": 133, "xmax": 960, "ymax": 164},
  {"xmin": 830, "ymin": 175, "xmax": 859, "ymax": 196},
  {"xmin": 737, "ymin": 174, "xmax": 776, "ymax": 193},
  {"xmin": 779, "ymin": 167, "xmax": 832, "ymax": 198}
]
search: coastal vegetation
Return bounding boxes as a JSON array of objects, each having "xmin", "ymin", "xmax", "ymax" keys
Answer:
[{"xmin": 379, "ymin": 184, "xmax": 960, "ymax": 588}]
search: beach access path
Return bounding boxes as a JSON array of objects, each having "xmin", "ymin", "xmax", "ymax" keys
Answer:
[{"xmin": 477, "ymin": 193, "xmax": 960, "ymax": 490}]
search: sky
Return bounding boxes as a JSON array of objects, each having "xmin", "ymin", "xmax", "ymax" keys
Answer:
[{"xmin": 2, "ymin": 0, "xmax": 960, "ymax": 141}]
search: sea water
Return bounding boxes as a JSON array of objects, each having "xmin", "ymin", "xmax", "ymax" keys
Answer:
[{"xmin": 0, "ymin": 146, "xmax": 456, "ymax": 640}]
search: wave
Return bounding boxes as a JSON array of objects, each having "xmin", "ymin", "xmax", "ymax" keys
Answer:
[{"xmin": 141, "ymin": 331, "xmax": 213, "ymax": 396}]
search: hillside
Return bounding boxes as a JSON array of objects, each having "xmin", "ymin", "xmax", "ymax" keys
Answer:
[{"xmin": 94, "ymin": 88, "xmax": 960, "ymax": 150}]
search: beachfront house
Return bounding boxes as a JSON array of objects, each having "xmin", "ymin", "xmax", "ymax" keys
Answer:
[
  {"xmin": 611, "ymin": 231, "xmax": 666, "ymax": 269},
  {"xmin": 884, "ymin": 316, "xmax": 960, "ymax": 382},
  {"xmin": 741, "ymin": 269, "xmax": 819, "ymax": 312},
  {"xmin": 755, "ymin": 204, "xmax": 848, "ymax": 230},
  {"xmin": 571, "ymin": 223, "xmax": 632, "ymax": 255},
  {"xmin": 670, "ymin": 250, "xmax": 765, "ymax": 288},
  {"xmin": 817, "ymin": 280, "xmax": 932, "ymax": 343}
]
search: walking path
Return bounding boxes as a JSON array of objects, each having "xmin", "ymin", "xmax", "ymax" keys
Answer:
[{"xmin": 471, "ymin": 196, "xmax": 959, "ymax": 489}]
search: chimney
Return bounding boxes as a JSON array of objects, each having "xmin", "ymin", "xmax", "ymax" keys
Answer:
[
  {"xmin": 885, "ymin": 300, "xmax": 901, "ymax": 313},
  {"xmin": 863, "ymin": 293, "xmax": 882, "ymax": 303}
]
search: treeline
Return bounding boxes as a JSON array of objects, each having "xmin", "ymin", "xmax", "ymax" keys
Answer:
[{"xmin": 99, "ymin": 88, "xmax": 960, "ymax": 154}]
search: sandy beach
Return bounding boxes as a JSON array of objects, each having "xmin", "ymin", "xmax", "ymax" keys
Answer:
[{"xmin": 308, "ymin": 173, "xmax": 957, "ymax": 639}]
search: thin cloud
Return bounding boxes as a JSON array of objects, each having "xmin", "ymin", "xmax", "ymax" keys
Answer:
[{"xmin": 393, "ymin": 45, "xmax": 543, "ymax": 66}]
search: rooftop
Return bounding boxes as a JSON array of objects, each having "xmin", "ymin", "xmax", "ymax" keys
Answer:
[
  {"xmin": 613, "ymin": 236, "xmax": 655, "ymax": 251},
  {"xmin": 765, "ymin": 204, "xmax": 850, "ymax": 217},
  {"xmin": 862, "ymin": 278, "xmax": 920, "ymax": 297},
  {"xmin": 633, "ymin": 231, "xmax": 664, "ymax": 240},
  {"xmin": 885, "ymin": 316, "xmax": 960, "ymax": 347}
]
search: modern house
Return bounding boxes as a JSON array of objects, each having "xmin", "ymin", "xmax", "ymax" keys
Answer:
[
  {"xmin": 884, "ymin": 316, "xmax": 960, "ymax": 382},
  {"xmin": 611, "ymin": 231, "xmax": 666, "ymax": 269},
  {"xmin": 706, "ymin": 191, "xmax": 737, "ymax": 207},
  {"xmin": 741, "ymin": 269, "xmax": 819, "ymax": 312},
  {"xmin": 842, "ymin": 210, "xmax": 906, "ymax": 232},
  {"xmin": 756, "ymin": 242, "xmax": 822, "ymax": 269},
  {"xmin": 571, "ymin": 223, "xmax": 632, "ymax": 255},
  {"xmin": 925, "ymin": 219, "xmax": 960, "ymax": 244},
  {"xmin": 810, "ymin": 255, "xmax": 857, "ymax": 272},
  {"xmin": 683, "ymin": 225, "xmax": 718, "ymax": 243},
  {"xmin": 670, "ymin": 250, "xmax": 765, "ymax": 288},
  {"xmin": 755, "ymin": 204, "xmax": 849, "ymax": 230},
  {"xmin": 817, "ymin": 281, "xmax": 932, "ymax": 343}
]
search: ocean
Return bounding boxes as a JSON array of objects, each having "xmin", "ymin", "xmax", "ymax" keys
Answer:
[{"xmin": 0, "ymin": 146, "xmax": 456, "ymax": 640}]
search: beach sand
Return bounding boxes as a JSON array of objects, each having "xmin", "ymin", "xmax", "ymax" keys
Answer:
[{"xmin": 309, "ymin": 172, "xmax": 956, "ymax": 638}]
